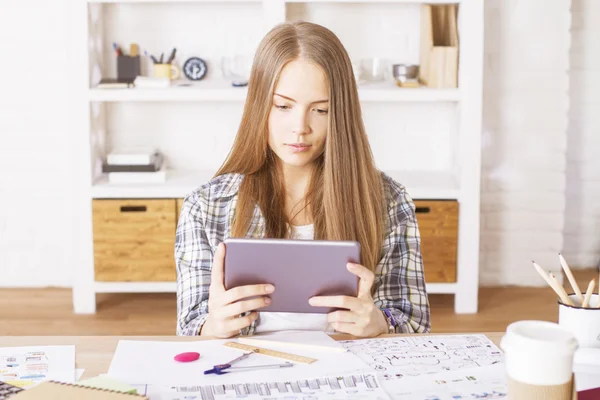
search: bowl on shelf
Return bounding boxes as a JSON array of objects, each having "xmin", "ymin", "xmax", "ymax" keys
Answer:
[
  {"xmin": 392, "ymin": 64, "xmax": 420, "ymax": 88},
  {"xmin": 359, "ymin": 58, "xmax": 388, "ymax": 83}
]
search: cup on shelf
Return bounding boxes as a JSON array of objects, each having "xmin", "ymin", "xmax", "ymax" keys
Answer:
[
  {"xmin": 558, "ymin": 293, "xmax": 600, "ymax": 349},
  {"xmin": 500, "ymin": 320, "xmax": 578, "ymax": 399},
  {"xmin": 153, "ymin": 63, "xmax": 180, "ymax": 80}
]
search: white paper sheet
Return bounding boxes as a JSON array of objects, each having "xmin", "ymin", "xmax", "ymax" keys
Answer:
[
  {"xmin": 145, "ymin": 373, "xmax": 390, "ymax": 400},
  {"xmin": 75, "ymin": 368, "xmax": 85, "ymax": 381},
  {"xmin": 0, "ymin": 345, "xmax": 75, "ymax": 388},
  {"xmin": 381, "ymin": 364, "xmax": 507, "ymax": 400},
  {"xmin": 340, "ymin": 334, "xmax": 504, "ymax": 380},
  {"xmin": 107, "ymin": 338, "xmax": 370, "ymax": 386},
  {"xmin": 239, "ymin": 331, "xmax": 347, "ymax": 353}
]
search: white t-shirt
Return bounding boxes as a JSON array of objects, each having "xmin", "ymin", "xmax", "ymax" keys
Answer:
[{"xmin": 254, "ymin": 224, "xmax": 332, "ymax": 333}]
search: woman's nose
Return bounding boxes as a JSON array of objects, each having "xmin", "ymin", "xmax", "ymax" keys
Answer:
[{"xmin": 292, "ymin": 109, "xmax": 310, "ymax": 135}]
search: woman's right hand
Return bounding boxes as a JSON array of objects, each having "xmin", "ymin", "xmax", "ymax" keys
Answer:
[{"xmin": 200, "ymin": 243, "xmax": 275, "ymax": 338}]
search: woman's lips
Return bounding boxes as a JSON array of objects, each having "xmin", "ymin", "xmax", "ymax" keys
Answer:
[{"xmin": 286, "ymin": 144, "xmax": 311, "ymax": 152}]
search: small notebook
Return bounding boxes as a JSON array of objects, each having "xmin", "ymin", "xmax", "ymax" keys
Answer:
[{"xmin": 11, "ymin": 380, "xmax": 148, "ymax": 399}]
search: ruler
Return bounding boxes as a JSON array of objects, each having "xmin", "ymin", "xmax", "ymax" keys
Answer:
[{"xmin": 224, "ymin": 341, "xmax": 317, "ymax": 364}]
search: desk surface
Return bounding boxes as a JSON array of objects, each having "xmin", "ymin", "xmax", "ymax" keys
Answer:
[{"xmin": 0, "ymin": 333, "xmax": 503, "ymax": 380}]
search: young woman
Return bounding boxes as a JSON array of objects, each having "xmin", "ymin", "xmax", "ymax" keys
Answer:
[{"xmin": 176, "ymin": 21, "xmax": 430, "ymax": 338}]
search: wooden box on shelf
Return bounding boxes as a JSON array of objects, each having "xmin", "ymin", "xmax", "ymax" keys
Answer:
[
  {"xmin": 419, "ymin": 4, "xmax": 459, "ymax": 89},
  {"xmin": 92, "ymin": 199, "xmax": 178, "ymax": 282},
  {"xmin": 414, "ymin": 200, "xmax": 458, "ymax": 283}
]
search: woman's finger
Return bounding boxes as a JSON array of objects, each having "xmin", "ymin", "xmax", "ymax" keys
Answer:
[
  {"xmin": 327, "ymin": 310, "xmax": 359, "ymax": 324},
  {"xmin": 331, "ymin": 321, "xmax": 362, "ymax": 337},
  {"xmin": 224, "ymin": 312, "xmax": 258, "ymax": 333},
  {"xmin": 347, "ymin": 263, "xmax": 375, "ymax": 298},
  {"xmin": 217, "ymin": 297, "xmax": 272, "ymax": 319},
  {"xmin": 221, "ymin": 284, "xmax": 275, "ymax": 305}
]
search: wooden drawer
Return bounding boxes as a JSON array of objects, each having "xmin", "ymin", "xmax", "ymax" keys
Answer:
[
  {"xmin": 93, "ymin": 199, "xmax": 177, "ymax": 282},
  {"xmin": 414, "ymin": 200, "xmax": 458, "ymax": 283},
  {"xmin": 176, "ymin": 198, "xmax": 184, "ymax": 224}
]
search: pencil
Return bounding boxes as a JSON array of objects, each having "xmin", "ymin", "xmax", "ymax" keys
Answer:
[
  {"xmin": 559, "ymin": 253, "xmax": 584, "ymax": 305},
  {"xmin": 533, "ymin": 261, "xmax": 558, "ymax": 288},
  {"xmin": 548, "ymin": 272, "xmax": 574, "ymax": 306},
  {"xmin": 582, "ymin": 279, "xmax": 595, "ymax": 308}
]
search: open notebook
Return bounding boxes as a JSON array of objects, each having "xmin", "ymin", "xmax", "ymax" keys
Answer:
[{"xmin": 12, "ymin": 381, "xmax": 148, "ymax": 400}]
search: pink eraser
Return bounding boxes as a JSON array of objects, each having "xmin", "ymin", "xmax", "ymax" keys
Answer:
[{"xmin": 174, "ymin": 352, "xmax": 200, "ymax": 362}]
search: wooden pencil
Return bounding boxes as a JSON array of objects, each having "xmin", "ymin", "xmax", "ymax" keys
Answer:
[
  {"xmin": 559, "ymin": 253, "xmax": 584, "ymax": 305},
  {"xmin": 548, "ymin": 272, "xmax": 575, "ymax": 306},
  {"xmin": 582, "ymin": 279, "xmax": 595, "ymax": 308}
]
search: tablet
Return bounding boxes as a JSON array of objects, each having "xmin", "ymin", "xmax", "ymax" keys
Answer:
[{"xmin": 223, "ymin": 238, "xmax": 360, "ymax": 314}]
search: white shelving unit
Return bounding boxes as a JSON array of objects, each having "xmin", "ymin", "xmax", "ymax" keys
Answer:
[{"xmin": 70, "ymin": 0, "xmax": 483, "ymax": 315}]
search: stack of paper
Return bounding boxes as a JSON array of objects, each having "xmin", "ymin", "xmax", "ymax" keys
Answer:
[{"xmin": 0, "ymin": 345, "xmax": 76, "ymax": 389}]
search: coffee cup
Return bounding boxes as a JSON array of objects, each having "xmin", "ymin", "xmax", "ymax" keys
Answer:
[{"xmin": 501, "ymin": 321, "xmax": 578, "ymax": 399}]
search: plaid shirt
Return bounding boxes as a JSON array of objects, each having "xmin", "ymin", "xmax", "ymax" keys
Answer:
[{"xmin": 175, "ymin": 172, "xmax": 430, "ymax": 336}]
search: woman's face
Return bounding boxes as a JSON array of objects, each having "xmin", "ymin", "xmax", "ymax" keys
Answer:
[{"xmin": 268, "ymin": 59, "xmax": 329, "ymax": 170}]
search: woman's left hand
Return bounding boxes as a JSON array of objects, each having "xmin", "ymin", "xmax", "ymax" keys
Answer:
[{"xmin": 308, "ymin": 263, "xmax": 388, "ymax": 337}]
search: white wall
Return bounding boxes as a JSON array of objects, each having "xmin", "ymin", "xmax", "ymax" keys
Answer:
[
  {"xmin": 0, "ymin": 0, "xmax": 597, "ymax": 288},
  {"xmin": 0, "ymin": 0, "xmax": 74, "ymax": 286},
  {"xmin": 563, "ymin": 0, "xmax": 600, "ymax": 269},
  {"xmin": 479, "ymin": 0, "xmax": 572, "ymax": 286}
]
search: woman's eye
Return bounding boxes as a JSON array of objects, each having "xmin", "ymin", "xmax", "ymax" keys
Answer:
[
  {"xmin": 275, "ymin": 104, "xmax": 290, "ymax": 110},
  {"xmin": 315, "ymin": 109, "xmax": 329, "ymax": 115}
]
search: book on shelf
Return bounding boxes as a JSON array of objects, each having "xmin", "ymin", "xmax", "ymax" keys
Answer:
[{"xmin": 96, "ymin": 78, "xmax": 135, "ymax": 89}]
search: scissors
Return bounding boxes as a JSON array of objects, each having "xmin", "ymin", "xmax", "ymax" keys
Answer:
[{"xmin": 203, "ymin": 351, "xmax": 294, "ymax": 375}]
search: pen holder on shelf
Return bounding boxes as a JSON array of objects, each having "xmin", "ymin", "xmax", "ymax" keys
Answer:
[
  {"xmin": 117, "ymin": 55, "xmax": 141, "ymax": 82},
  {"xmin": 153, "ymin": 64, "xmax": 180, "ymax": 80}
]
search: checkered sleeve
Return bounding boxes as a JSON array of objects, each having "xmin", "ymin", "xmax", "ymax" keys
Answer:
[
  {"xmin": 373, "ymin": 181, "xmax": 431, "ymax": 333},
  {"xmin": 175, "ymin": 190, "xmax": 213, "ymax": 336}
]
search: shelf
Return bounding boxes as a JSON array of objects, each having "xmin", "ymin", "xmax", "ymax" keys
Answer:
[
  {"xmin": 92, "ymin": 169, "xmax": 459, "ymax": 200},
  {"xmin": 89, "ymin": 80, "xmax": 459, "ymax": 103}
]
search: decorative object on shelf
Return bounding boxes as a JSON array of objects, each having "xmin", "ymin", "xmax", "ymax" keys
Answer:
[
  {"xmin": 183, "ymin": 57, "xmax": 208, "ymax": 81},
  {"xmin": 419, "ymin": 4, "xmax": 458, "ymax": 88},
  {"xmin": 114, "ymin": 42, "xmax": 141, "ymax": 84},
  {"xmin": 392, "ymin": 64, "xmax": 420, "ymax": 88},
  {"xmin": 220, "ymin": 55, "xmax": 252, "ymax": 87}
]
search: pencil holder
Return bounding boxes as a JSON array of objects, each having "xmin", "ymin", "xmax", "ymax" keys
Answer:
[
  {"xmin": 558, "ymin": 294, "xmax": 600, "ymax": 349},
  {"xmin": 117, "ymin": 55, "xmax": 141, "ymax": 82}
]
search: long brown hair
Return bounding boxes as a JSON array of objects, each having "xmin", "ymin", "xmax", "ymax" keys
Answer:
[{"xmin": 215, "ymin": 21, "xmax": 385, "ymax": 271}]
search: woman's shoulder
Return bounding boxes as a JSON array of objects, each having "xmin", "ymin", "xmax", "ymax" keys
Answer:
[
  {"xmin": 186, "ymin": 172, "xmax": 245, "ymax": 204},
  {"xmin": 379, "ymin": 171, "xmax": 414, "ymax": 211}
]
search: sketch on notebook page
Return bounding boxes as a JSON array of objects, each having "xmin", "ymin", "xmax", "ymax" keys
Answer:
[{"xmin": 340, "ymin": 334, "xmax": 504, "ymax": 380}]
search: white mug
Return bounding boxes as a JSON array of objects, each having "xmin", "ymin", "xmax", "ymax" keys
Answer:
[{"xmin": 559, "ymin": 294, "xmax": 600, "ymax": 349}]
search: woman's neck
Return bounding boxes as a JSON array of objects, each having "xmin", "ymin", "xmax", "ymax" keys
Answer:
[{"xmin": 281, "ymin": 163, "xmax": 314, "ymax": 225}]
